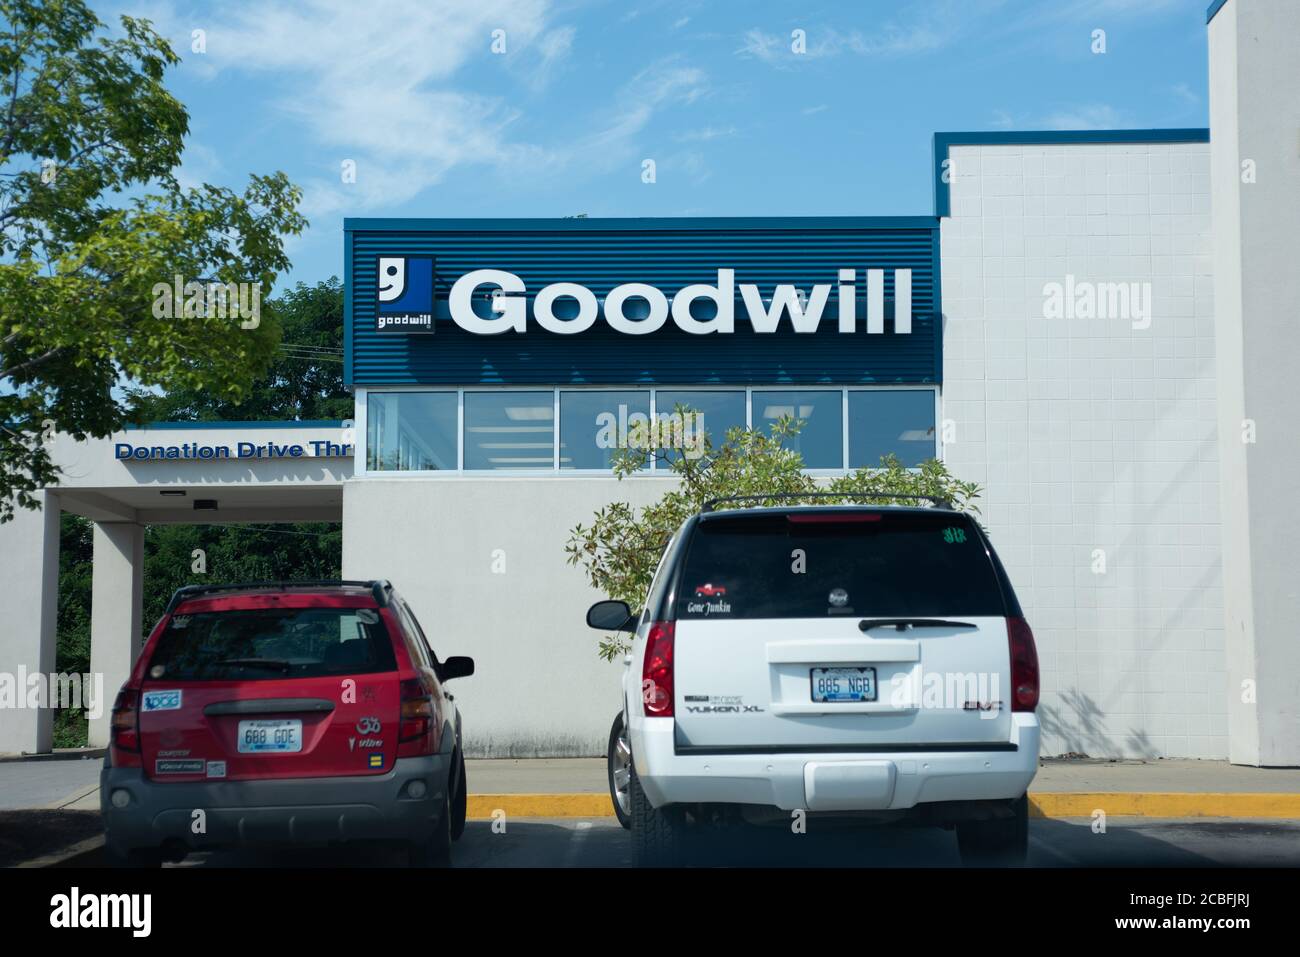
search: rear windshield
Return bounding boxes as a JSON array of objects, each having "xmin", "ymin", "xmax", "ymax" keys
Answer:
[
  {"xmin": 147, "ymin": 606, "xmax": 397, "ymax": 681},
  {"xmin": 675, "ymin": 511, "xmax": 1008, "ymax": 620}
]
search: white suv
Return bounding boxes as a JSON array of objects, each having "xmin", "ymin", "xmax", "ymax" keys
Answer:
[{"xmin": 588, "ymin": 497, "xmax": 1040, "ymax": 867}]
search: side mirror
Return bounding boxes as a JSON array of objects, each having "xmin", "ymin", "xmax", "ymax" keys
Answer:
[
  {"xmin": 442, "ymin": 656, "xmax": 475, "ymax": 681},
  {"xmin": 586, "ymin": 599, "xmax": 637, "ymax": 633}
]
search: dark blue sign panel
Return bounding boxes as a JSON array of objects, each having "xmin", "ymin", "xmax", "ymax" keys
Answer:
[{"xmin": 345, "ymin": 217, "xmax": 941, "ymax": 387}]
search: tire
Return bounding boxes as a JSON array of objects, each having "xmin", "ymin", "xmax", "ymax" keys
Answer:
[
  {"xmin": 956, "ymin": 794, "xmax": 1028, "ymax": 866},
  {"xmin": 409, "ymin": 790, "xmax": 453, "ymax": 867},
  {"xmin": 629, "ymin": 761, "xmax": 685, "ymax": 867},
  {"xmin": 607, "ymin": 713, "xmax": 632, "ymax": 830},
  {"xmin": 449, "ymin": 750, "xmax": 468, "ymax": 841}
]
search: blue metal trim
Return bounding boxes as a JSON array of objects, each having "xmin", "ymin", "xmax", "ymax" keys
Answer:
[
  {"xmin": 1206, "ymin": 0, "xmax": 1230, "ymax": 24},
  {"xmin": 126, "ymin": 420, "xmax": 345, "ymax": 431},
  {"xmin": 932, "ymin": 227, "xmax": 943, "ymax": 387},
  {"xmin": 344, "ymin": 226, "xmax": 354, "ymax": 388},
  {"xmin": 932, "ymin": 128, "xmax": 1211, "ymax": 217},
  {"xmin": 345, "ymin": 215, "xmax": 939, "ymax": 233}
]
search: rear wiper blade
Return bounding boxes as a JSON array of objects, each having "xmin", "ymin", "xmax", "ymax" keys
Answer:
[
  {"xmin": 213, "ymin": 657, "xmax": 293, "ymax": 672},
  {"xmin": 858, "ymin": 619, "xmax": 978, "ymax": 632}
]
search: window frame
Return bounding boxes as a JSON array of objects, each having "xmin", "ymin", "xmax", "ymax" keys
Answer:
[{"xmin": 353, "ymin": 384, "xmax": 941, "ymax": 478}]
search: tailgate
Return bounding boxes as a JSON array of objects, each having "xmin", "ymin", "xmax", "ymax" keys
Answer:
[
  {"xmin": 669, "ymin": 509, "xmax": 1016, "ymax": 752},
  {"xmin": 140, "ymin": 602, "xmax": 402, "ymax": 782},
  {"xmin": 674, "ymin": 616, "xmax": 1012, "ymax": 750}
]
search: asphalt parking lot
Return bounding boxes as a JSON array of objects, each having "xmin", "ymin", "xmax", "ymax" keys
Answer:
[{"xmin": 59, "ymin": 816, "xmax": 1300, "ymax": 868}]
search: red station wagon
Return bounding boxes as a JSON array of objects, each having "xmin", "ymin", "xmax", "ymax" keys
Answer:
[{"xmin": 100, "ymin": 580, "xmax": 474, "ymax": 867}]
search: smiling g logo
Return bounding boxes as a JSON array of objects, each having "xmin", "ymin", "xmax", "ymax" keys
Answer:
[{"xmin": 376, "ymin": 256, "xmax": 435, "ymax": 333}]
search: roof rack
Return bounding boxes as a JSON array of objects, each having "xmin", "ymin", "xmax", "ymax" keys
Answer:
[
  {"xmin": 164, "ymin": 579, "xmax": 393, "ymax": 613},
  {"xmin": 700, "ymin": 492, "xmax": 952, "ymax": 513}
]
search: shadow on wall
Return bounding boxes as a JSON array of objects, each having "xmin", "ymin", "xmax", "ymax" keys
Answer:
[
  {"xmin": 465, "ymin": 732, "xmax": 604, "ymax": 760},
  {"xmin": 1038, "ymin": 688, "xmax": 1157, "ymax": 760}
]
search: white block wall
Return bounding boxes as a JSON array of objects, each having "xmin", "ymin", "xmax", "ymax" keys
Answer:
[{"xmin": 940, "ymin": 141, "xmax": 1225, "ymax": 759}]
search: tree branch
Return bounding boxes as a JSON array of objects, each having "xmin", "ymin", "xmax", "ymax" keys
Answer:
[{"xmin": 0, "ymin": 344, "xmax": 67, "ymax": 381}]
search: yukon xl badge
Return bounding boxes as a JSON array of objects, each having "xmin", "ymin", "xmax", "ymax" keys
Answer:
[{"xmin": 683, "ymin": 694, "xmax": 763, "ymax": 714}]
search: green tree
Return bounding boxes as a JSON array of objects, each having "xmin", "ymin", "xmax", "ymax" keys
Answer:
[
  {"xmin": 129, "ymin": 279, "xmax": 350, "ymax": 423},
  {"xmin": 565, "ymin": 413, "xmax": 983, "ymax": 660},
  {"xmin": 53, "ymin": 512, "xmax": 93, "ymax": 747},
  {"xmin": 0, "ymin": 0, "xmax": 306, "ymax": 522},
  {"xmin": 141, "ymin": 523, "xmax": 343, "ymax": 627}
]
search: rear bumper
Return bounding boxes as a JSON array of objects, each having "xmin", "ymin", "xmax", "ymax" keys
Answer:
[
  {"xmin": 631, "ymin": 714, "xmax": 1040, "ymax": 812},
  {"xmin": 100, "ymin": 753, "xmax": 451, "ymax": 853}
]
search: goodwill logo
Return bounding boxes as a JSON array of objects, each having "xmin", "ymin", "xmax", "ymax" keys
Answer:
[
  {"xmin": 376, "ymin": 256, "xmax": 435, "ymax": 332},
  {"xmin": 373, "ymin": 265, "xmax": 914, "ymax": 336}
]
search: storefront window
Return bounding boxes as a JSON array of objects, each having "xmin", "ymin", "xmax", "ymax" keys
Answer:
[
  {"xmin": 848, "ymin": 390, "xmax": 937, "ymax": 468},
  {"xmin": 559, "ymin": 390, "xmax": 650, "ymax": 470},
  {"xmin": 463, "ymin": 391, "xmax": 554, "ymax": 470},
  {"xmin": 366, "ymin": 392, "xmax": 456, "ymax": 471},
  {"xmin": 654, "ymin": 390, "xmax": 746, "ymax": 463},
  {"xmin": 753, "ymin": 389, "xmax": 843, "ymax": 469},
  {"xmin": 364, "ymin": 387, "xmax": 935, "ymax": 475}
]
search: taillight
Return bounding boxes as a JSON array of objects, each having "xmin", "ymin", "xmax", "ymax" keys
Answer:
[
  {"xmin": 642, "ymin": 621, "xmax": 675, "ymax": 717},
  {"xmin": 1007, "ymin": 617, "xmax": 1039, "ymax": 712},
  {"xmin": 111, "ymin": 689, "xmax": 140, "ymax": 752},
  {"xmin": 399, "ymin": 677, "xmax": 435, "ymax": 746}
]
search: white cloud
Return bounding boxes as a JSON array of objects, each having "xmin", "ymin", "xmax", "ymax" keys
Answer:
[
  {"xmin": 1041, "ymin": 104, "xmax": 1131, "ymax": 131},
  {"xmin": 130, "ymin": 0, "xmax": 553, "ymax": 214},
  {"xmin": 663, "ymin": 150, "xmax": 711, "ymax": 185},
  {"xmin": 124, "ymin": 1, "xmax": 704, "ymax": 218},
  {"xmin": 674, "ymin": 124, "xmax": 737, "ymax": 143},
  {"xmin": 1171, "ymin": 82, "xmax": 1200, "ymax": 107},
  {"xmin": 526, "ymin": 25, "xmax": 576, "ymax": 91},
  {"xmin": 736, "ymin": 1, "xmax": 992, "ymax": 66},
  {"xmin": 736, "ymin": 28, "xmax": 784, "ymax": 62},
  {"xmin": 578, "ymin": 58, "xmax": 708, "ymax": 165}
]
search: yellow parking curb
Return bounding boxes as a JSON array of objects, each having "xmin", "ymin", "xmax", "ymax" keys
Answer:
[
  {"xmin": 1029, "ymin": 792, "xmax": 1300, "ymax": 820},
  {"xmin": 468, "ymin": 794, "xmax": 613, "ymax": 819},
  {"xmin": 468, "ymin": 792, "xmax": 1300, "ymax": 821}
]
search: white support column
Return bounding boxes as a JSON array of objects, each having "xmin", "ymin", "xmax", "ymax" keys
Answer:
[
  {"xmin": 88, "ymin": 522, "xmax": 144, "ymax": 748},
  {"xmin": 0, "ymin": 491, "xmax": 60, "ymax": 755},
  {"xmin": 1209, "ymin": 0, "xmax": 1300, "ymax": 765}
]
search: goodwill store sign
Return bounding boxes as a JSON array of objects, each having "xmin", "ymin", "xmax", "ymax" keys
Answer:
[
  {"xmin": 376, "ymin": 256, "xmax": 914, "ymax": 335},
  {"xmin": 115, "ymin": 438, "xmax": 353, "ymax": 461}
]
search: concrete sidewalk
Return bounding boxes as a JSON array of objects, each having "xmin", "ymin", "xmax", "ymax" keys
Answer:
[{"xmin": 4, "ymin": 755, "xmax": 1299, "ymax": 819}]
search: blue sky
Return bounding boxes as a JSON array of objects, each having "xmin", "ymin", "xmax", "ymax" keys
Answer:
[{"xmin": 106, "ymin": 0, "xmax": 1213, "ymax": 291}]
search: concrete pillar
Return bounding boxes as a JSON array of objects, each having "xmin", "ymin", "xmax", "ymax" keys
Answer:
[
  {"xmin": 1208, "ymin": 0, "xmax": 1300, "ymax": 765},
  {"xmin": 0, "ymin": 492, "xmax": 60, "ymax": 755},
  {"xmin": 88, "ymin": 522, "xmax": 145, "ymax": 748}
]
